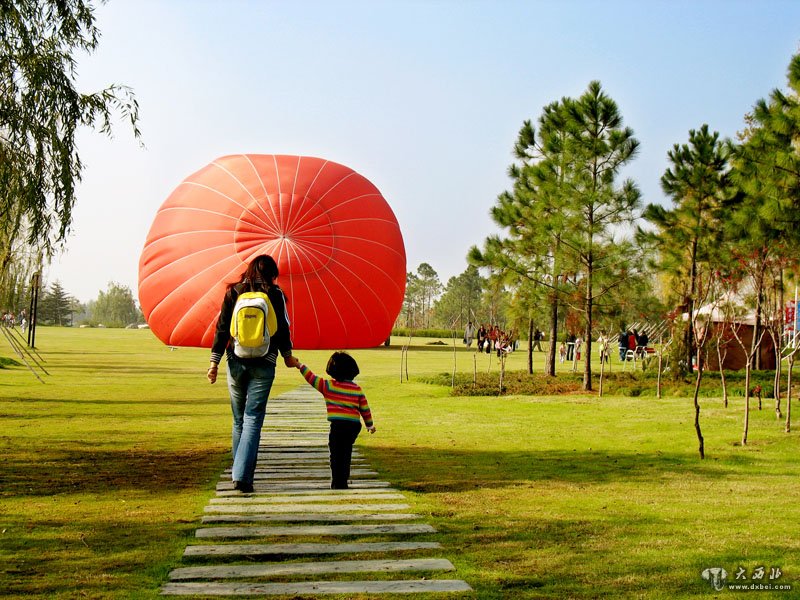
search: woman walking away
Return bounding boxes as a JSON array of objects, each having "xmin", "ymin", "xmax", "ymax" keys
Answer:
[
  {"xmin": 289, "ymin": 352, "xmax": 376, "ymax": 489},
  {"xmin": 207, "ymin": 254, "xmax": 294, "ymax": 493}
]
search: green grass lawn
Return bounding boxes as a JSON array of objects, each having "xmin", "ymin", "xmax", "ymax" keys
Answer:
[{"xmin": 1, "ymin": 328, "xmax": 798, "ymax": 598}]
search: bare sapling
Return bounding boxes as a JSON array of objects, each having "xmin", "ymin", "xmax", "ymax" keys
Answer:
[
  {"xmin": 714, "ymin": 327, "xmax": 730, "ymax": 407},
  {"xmin": 784, "ymin": 332, "xmax": 800, "ymax": 433},
  {"xmin": 728, "ymin": 317, "xmax": 767, "ymax": 446},
  {"xmin": 499, "ymin": 352, "xmax": 506, "ymax": 394},
  {"xmin": 688, "ymin": 273, "xmax": 723, "ymax": 459},
  {"xmin": 598, "ymin": 336, "xmax": 606, "ymax": 398},
  {"xmin": 451, "ymin": 328, "xmax": 458, "ymax": 388},
  {"xmin": 656, "ymin": 335, "xmax": 672, "ymax": 400}
]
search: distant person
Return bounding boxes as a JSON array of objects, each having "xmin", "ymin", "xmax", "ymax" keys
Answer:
[
  {"xmin": 464, "ymin": 321, "xmax": 475, "ymax": 347},
  {"xmin": 598, "ymin": 333, "xmax": 609, "ymax": 364},
  {"xmin": 476, "ymin": 325, "xmax": 487, "ymax": 352},
  {"xmin": 533, "ymin": 328, "xmax": 543, "ymax": 352},
  {"xmin": 559, "ymin": 341, "xmax": 566, "ymax": 363},
  {"xmin": 509, "ymin": 328, "xmax": 519, "ymax": 351},
  {"xmin": 487, "ymin": 325, "xmax": 498, "ymax": 354},
  {"xmin": 618, "ymin": 328, "xmax": 628, "ymax": 361},
  {"xmin": 207, "ymin": 254, "xmax": 295, "ymax": 494},
  {"xmin": 637, "ymin": 330, "xmax": 649, "ymax": 357},
  {"xmin": 566, "ymin": 332, "xmax": 576, "ymax": 361},
  {"xmin": 290, "ymin": 352, "xmax": 375, "ymax": 489}
]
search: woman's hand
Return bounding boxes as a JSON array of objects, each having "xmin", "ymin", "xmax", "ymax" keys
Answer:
[{"xmin": 207, "ymin": 363, "xmax": 218, "ymax": 384}]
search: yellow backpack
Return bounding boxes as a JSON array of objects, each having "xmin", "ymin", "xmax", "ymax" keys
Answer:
[{"xmin": 229, "ymin": 291, "xmax": 277, "ymax": 358}]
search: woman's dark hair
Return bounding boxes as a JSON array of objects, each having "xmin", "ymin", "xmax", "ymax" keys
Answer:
[
  {"xmin": 326, "ymin": 351, "xmax": 359, "ymax": 381},
  {"xmin": 229, "ymin": 254, "xmax": 279, "ymax": 291}
]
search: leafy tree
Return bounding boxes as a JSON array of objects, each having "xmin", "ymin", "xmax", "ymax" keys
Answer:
[
  {"xmin": 641, "ymin": 124, "xmax": 731, "ymax": 374},
  {"xmin": 0, "ymin": 0, "xmax": 140, "ymax": 279},
  {"xmin": 398, "ymin": 265, "xmax": 441, "ymax": 330},
  {"xmin": 92, "ymin": 281, "xmax": 139, "ymax": 327},
  {"xmin": 399, "ymin": 271, "xmax": 420, "ymax": 329},
  {"xmin": 0, "ymin": 244, "xmax": 36, "ymax": 312},
  {"xmin": 415, "ymin": 263, "xmax": 441, "ymax": 328},
  {"xmin": 431, "ymin": 266, "xmax": 485, "ymax": 330}
]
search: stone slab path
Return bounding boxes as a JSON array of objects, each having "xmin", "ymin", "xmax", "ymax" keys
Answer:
[{"xmin": 162, "ymin": 387, "xmax": 471, "ymax": 596}]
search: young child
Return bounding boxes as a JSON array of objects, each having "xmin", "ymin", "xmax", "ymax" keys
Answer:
[
  {"xmin": 289, "ymin": 352, "xmax": 376, "ymax": 489},
  {"xmin": 559, "ymin": 341, "xmax": 566, "ymax": 363}
]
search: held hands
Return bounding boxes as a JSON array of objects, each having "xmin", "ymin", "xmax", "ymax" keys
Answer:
[{"xmin": 284, "ymin": 355, "xmax": 300, "ymax": 368}]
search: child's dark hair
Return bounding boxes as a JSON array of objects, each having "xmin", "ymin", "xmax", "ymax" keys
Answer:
[{"xmin": 326, "ymin": 351, "xmax": 359, "ymax": 381}]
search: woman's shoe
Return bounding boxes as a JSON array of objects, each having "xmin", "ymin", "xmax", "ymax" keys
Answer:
[{"xmin": 233, "ymin": 481, "xmax": 254, "ymax": 493}]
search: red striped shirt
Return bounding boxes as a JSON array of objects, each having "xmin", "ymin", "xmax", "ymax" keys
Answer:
[{"xmin": 299, "ymin": 365, "xmax": 373, "ymax": 427}]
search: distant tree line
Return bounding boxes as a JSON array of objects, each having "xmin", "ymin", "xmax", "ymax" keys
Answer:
[{"xmin": 28, "ymin": 281, "xmax": 143, "ymax": 328}]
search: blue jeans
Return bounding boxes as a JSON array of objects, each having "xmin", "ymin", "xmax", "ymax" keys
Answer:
[{"xmin": 227, "ymin": 358, "xmax": 275, "ymax": 485}]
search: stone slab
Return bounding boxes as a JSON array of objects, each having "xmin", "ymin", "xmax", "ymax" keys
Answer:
[
  {"xmin": 264, "ymin": 435, "xmax": 328, "ymax": 439},
  {"xmin": 260, "ymin": 439, "xmax": 329, "ymax": 444},
  {"xmin": 264, "ymin": 430, "xmax": 329, "ymax": 434},
  {"xmin": 202, "ymin": 513, "xmax": 420, "ymax": 524},
  {"xmin": 264, "ymin": 431, "xmax": 328, "ymax": 436},
  {"xmin": 162, "ymin": 579, "xmax": 471, "ymax": 595},
  {"xmin": 204, "ymin": 503, "xmax": 410, "ymax": 513},
  {"xmin": 195, "ymin": 523, "xmax": 436, "ymax": 538},
  {"xmin": 217, "ymin": 487, "xmax": 400, "ymax": 497},
  {"xmin": 183, "ymin": 541, "xmax": 442, "ymax": 557},
  {"xmin": 257, "ymin": 452, "xmax": 362, "ymax": 459},
  {"xmin": 261, "ymin": 438, "xmax": 328, "ymax": 450},
  {"xmin": 251, "ymin": 466, "xmax": 368, "ymax": 472},
  {"xmin": 265, "ymin": 419, "xmax": 322, "ymax": 422},
  {"xmin": 223, "ymin": 469, "xmax": 377, "ymax": 478},
  {"xmin": 265, "ymin": 414, "xmax": 323, "ymax": 419},
  {"xmin": 210, "ymin": 493, "xmax": 405, "ymax": 503},
  {"xmin": 168, "ymin": 557, "xmax": 455, "ymax": 580},
  {"xmin": 258, "ymin": 446, "xmax": 359, "ymax": 456},
  {"xmin": 254, "ymin": 460, "xmax": 366, "ymax": 467},
  {"xmin": 216, "ymin": 481, "xmax": 390, "ymax": 491}
]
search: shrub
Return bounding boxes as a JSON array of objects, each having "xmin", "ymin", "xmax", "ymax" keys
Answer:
[
  {"xmin": 421, "ymin": 368, "xmax": 786, "ymax": 398},
  {"xmin": 392, "ymin": 328, "xmax": 458, "ymax": 339}
]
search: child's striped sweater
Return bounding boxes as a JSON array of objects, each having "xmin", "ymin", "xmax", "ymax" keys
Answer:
[{"xmin": 299, "ymin": 364, "xmax": 373, "ymax": 427}]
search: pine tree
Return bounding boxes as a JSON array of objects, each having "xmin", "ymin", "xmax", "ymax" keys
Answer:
[
  {"xmin": 643, "ymin": 124, "xmax": 731, "ymax": 373},
  {"xmin": 38, "ymin": 280, "xmax": 74, "ymax": 326},
  {"xmin": 470, "ymin": 101, "xmax": 573, "ymax": 376},
  {"xmin": 561, "ymin": 82, "xmax": 641, "ymax": 390}
]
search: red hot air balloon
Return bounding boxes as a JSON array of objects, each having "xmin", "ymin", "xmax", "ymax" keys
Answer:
[{"xmin": 138, "ymin": 154, "xmax": 406, "ymax": 349}]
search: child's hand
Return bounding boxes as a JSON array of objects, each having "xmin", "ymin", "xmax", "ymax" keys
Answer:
[
  {"xmin": 284, "ymin": 355, "xmax": 300, "ymax": 368},
  {"xmin": 367, "ymin": 426, "xmax": 376, "ymax": 434}
]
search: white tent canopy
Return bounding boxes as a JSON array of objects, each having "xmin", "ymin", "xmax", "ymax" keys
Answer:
[{"xmin": 683, "ymin": 291, "xmax": 756, "ymax": 326}]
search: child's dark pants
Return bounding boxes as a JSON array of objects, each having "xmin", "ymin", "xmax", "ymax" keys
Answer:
[{"xmin": 329, "ymin": 420, "xmax": 362, "ymax": 489}]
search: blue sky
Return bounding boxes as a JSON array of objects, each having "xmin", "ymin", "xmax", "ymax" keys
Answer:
[{"xmin": 48, "ymin": 0, "xmax": 800, "ymax": 302}]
